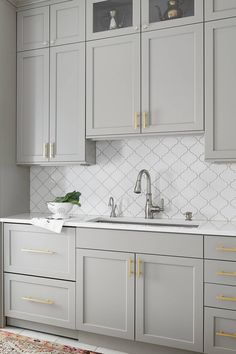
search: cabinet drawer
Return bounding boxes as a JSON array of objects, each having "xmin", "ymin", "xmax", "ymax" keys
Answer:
[
  {"xmin": 4, "ymin": 273, "xmax": 75, "ymax": 329},
  {"xmin": 205, "ymin": 260, "xmax": 236, "ymax": 286},
  {"xmin": 205, "ymin": 283, "xmax": 236, "ymax": 311},
  {"xmin": 4, "ymin": 224, "xmax": 75, "ymax": 280},
  {"xmin": 76, "ymin": 228, "xmax": 203, "ymax": 258},
  {"xmin": 205, "ymin": 308, "xmax": 236, "ymax": 354},
  {"xmin": 205, "ymin": 236, "xmax": 236, "ymax": 261}
]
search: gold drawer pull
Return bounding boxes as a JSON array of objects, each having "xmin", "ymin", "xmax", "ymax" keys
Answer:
[
  {"xmin": 137, "ymin": 257, "xmax": 142, "ymax": 278},
  {"xmin": 49, "ymin": 143, "xmax": 55, "ymax": 159},
  {"xmin": 43, "ymin": 143, "xmax": 49, "ymax": 159},
  {"xmin": 216, "ymin": 331, "xmax": 236, "ymax": 339},
  {"xmin": 134, "ymin": 112, "xmax": 140, "ymax": 129},
  {"xmin": 21, "ymin": 248, "xmax": 55, "ymax": 255},
  {"xmin": 142, "ymin": 112, "xmax": 148, "ymax": 129},
  {"xmin": 217, "ymin": 246, "xmax": 236, "ymax": 253},
  {"xmin": 217, "ymin": 295, "xmax": 236, "ymax": 302},
  {"xmin": 22, "ymin": 296, "xmax": 54, "ymax": 305},
  {"xmin": 217, "ymin": 271, "xmax": 236, "ymax": 277},
  {"xmin": 128, "ymin": 258, "xmax": 134, "ymax": 277}
]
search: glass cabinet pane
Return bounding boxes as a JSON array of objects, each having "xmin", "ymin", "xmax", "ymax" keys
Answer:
[
  {"xmin": 149, "ymin": 0, "xmax": 195, "ymax": 24},
  {"xmin": 93, "ymin": 0, "xmax": 133, "ymax": 33}
]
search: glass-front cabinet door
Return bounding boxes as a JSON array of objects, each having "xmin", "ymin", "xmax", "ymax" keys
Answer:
[
  {"xmin": 86, "ymin": 0, "xmax": 141, "ymax": 40},
  {"xmin": 142, "ymin": 0, "xmax": 203, "ymax": 31}
]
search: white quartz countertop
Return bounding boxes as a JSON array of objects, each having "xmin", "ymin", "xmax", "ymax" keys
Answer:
[{"xmin": 2, "ymin": 213, "xmax": 236, "ymax": 237}]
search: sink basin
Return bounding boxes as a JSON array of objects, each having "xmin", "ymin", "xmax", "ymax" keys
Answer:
[{"xmin": 89, "ymin": 217, "xmax": 199, "ymax": 228}]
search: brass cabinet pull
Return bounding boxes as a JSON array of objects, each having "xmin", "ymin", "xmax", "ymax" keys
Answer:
[
  {"xmin": 217, "ymin": 271, "xmax": 236, "ymax": 277},
  {"xmin": 43, "ymin": 143, "xmax": 49, "ymax": 158},
  {"xmin": 128, "ymin": 258, "xmax": 134, "ymax": 277},
  {"xmin": 137, "ymin": 257, "xmax": 142, "ymax": 277},
  {"xmin": 216, "ymin": 331, "xmax": 236, "ymax": 339},
  {"xmin": 216, "ymin": 295, "xmax": 236, "ymax": 302},
  {"xmin": 217, "ymin": 246, "xmax": 236, "ymax": 252},
  {"xmin": 21, "ymin": 248, "xmax": 55, "ymax": 255},
  {"xmin": 49, "ymin": 143, "xmax": 55, "ymax": 159},
  {"xmin": 134, "ymin": 112, "xmax": 140, "ymax": 129},
  {"xmin": 142, "ymin": 112, "xmax": 148, "ymax": 129},
  {"xmin": 22, "ymin": 296, "xmax": 54, "ymax": 305}
]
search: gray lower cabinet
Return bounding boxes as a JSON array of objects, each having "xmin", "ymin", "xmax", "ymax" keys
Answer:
[
  {"xmin": 86, "ymin": 34, "xmax": 140, "ymax": 138},
  {"xmin": 76, "ymin": 249, "xmax": 135, "ymax": 339},
  {"xmin": 205, "ymin": 18, "xmax": 236, "ymax": 161},
  {"xmin": 136, "ymin": 254, "xmax": 203, "ymax": 352},
  {"xmin": 205, "ymin": 0, "xmax": 236, "ymax": 21}
]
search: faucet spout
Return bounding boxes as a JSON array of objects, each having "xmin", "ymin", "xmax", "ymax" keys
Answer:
[{"xmin": 134, "ymin": 169, "xmax": 152, "ymax": 195}]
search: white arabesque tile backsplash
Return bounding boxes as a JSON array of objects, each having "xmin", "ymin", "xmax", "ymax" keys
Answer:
[{"xmin": 31, "ymin": 135, "xmax": 236, "ymax": 221}]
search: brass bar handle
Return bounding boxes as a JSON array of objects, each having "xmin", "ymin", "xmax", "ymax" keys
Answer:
[
  {"xmin": 217, "ymin": 246, "xmax": 236, "ymax": 252},
  {"xmin": 217, "ymin": 295, "xmax": 236, "ymax": 302},
  {"xmin": 49, "ymin": 143, "xmax": 55, "ymax": 159},
  {"xmin": 217, "ymin": 271, "xmax": 236, "ymax": 277},
  {"xmin": 22, "ymin": 296, "xmax": 54, "ymax": 305},
  {"xmin": 137, "ymin": 257, "xmax": 142, "ymax": 278},
  {"xmin": 134, "ymin": 112, "xmax": 140, "ymax": 129},
  {"xmin": 216, "ymin": 331, "xmax": 236, "ymax": 339},
  {"xmin": 43, "ymin": 143, "xmax": 49, "ymax": 158},
  {"xmin": 128, "ymin": 258, "xmax": 134, "ymax": 277},
  {"xmin": 142, "ymin": 112, "xmax": 148, "ymax": 129},
  {"xmin": 21, "ymin": 248, "xmax": 55, "ymax": 255}
]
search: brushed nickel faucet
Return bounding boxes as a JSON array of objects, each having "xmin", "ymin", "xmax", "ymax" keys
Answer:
[
  {"xmin": 108, "ymin": 196, "xmax": 117, "ymax": 217},
  {"xmin": 134, "ymin": 169, "xmax": 164, "ymax": 219}
]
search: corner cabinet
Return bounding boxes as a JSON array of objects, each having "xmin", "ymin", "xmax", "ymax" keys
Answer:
[{"xmin": 205, "ymin": 18, "xmax": 236, "ymax": 161}]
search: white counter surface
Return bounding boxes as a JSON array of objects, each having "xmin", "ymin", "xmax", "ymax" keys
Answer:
[{"xmin": 1, "ymin": 213, "xmax": 236, "ymax": 237}]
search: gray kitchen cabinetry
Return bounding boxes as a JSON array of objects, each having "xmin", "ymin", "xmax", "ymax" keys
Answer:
[
  {"xmin": 205, "ymin": 0, "xmax": 236, "ymax": 21},
  {"xmin": 17, "ymin": 0, "xmax": 85, "ymax": 51},
  {"xmin": 86, "ymin": 23, "xmax": 203, "ymax": 138},
  {"xmin": 205, "ymin": 17, "xmax": 236, "ymax": 161}
]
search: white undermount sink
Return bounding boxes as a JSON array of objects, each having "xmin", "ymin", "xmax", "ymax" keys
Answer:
[{"xmin": 88, "ymin": 217, "xmax": 199, "ymax": 228}]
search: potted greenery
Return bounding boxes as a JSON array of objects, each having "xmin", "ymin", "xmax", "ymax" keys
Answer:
[{"xmin": 47, "ymin": 191, "xmax": 81, "ymax": 219}]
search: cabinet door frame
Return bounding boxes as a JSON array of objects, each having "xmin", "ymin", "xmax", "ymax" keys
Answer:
[
  {"xmin": 136, "ymin": 254, "xmax": 203, "ymax": 352},
  {"xmin": 17, "ymin": 7, "xmax": 49, "ymax": 52},
  {"xmin": 86, "ymin": 0, "xmax": 141, "ymax": 41},
  {"xmin": 205, "ymin": 18, "xmax": 236, "ymax": 161},
  {"xmin": 86, "ymin": 34, "xmax": 141, "ymax": 138},
  {"xmin": 76, "ymin": 249, "xmax": 135, "ymax": 339},
  {"xmin": 205, "ymin": 0, "xmax": 236, "ymax": 21},
  {"xmin": 50, "ymin": 43, "xmax": 86, "ymax": 163},
  {"xmin": 50, "ymin": 0, "xmax": 85, "ymax": 46},
  {"xmin": 17, "ymin": 49, "xmax": 50, "ymax": 164},
  {"xmin": 141, "ymin": 0, "xmax": 203, "ymax": 32},
  {"xmin": 142, "ymin": 23, "xmax": 204, "ymax": 134}
]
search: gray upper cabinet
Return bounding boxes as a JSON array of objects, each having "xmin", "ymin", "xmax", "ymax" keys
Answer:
[
  {"xmin": 205, "ymin": 18, "xmax": 236, "ymax": 161},
  {"xmin": 86, "ymin": 34, "xmax": 140, "ymax": 138},
  {"xmin": 142, "ymin": 23, "xmax": 204, "ymax": 134},
  {"xmin": 136, "ymin": 254, "xmax": 203, "ymax": 352},
  {"xmin": 142, "ymin": 0, "xmax": 203, "ymax": 32},
  {"xmin": 86, "ymin": 0, "xmax": 141, "ymax": 41},
  {"xmin": 50, "ymin": 0, "xmax": 85, "ymax": 46},
  {"xmin": 76, "ymin": 249, "xmax": 135, "ymax": 339},
  {"xmin": 17, "ymin": 49, "xmax": 49, "ymax": 164},
  {"xmin": 17, "ymin": 7, "xmax": 49, "ymax": 52},
  {"xmin": 205, "ymin": 0, "xmax": 236, "ymax": 21}
]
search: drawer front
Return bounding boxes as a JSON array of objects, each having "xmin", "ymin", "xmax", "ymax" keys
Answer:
[
  {"xmin": 205, "ymin": 283, "xmax": 236, "ymax": 311},
  {"xmin": 4, "ymin": 224, "xmax": 75, "ymax": 280},
  {"xmin": 76, "ymin": 228, "xmax": 203, "ymax": 258},
  {"xmin": 4, "ymin": 273, "xmax": 75, "ymax": 329},
  {"xmin": 205, "ymin": 308, "xmax": 236, "ymax": 354},
  {"xmin": 205, "ymin": 260, "xmax": 236, "ymax": 286},
  {"xmin": 205, "ymin": 236, "xmax": 236, "ymax": 262}
]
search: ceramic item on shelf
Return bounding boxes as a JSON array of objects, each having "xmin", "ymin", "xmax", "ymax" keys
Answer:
[
  {"xmin": 47, "ymin": 202, "xmax": 73, "ymax": 219},
  {"xmin": 109, "ymin": 10, "xmax": 118, "ymax": 30},
  {"xmin": 156, "ymin": 0, "xmax": 183, "ymax": 21}
]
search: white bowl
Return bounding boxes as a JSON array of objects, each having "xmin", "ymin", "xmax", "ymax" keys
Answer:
[{"xmin": 47, "ymin": 202, "xmax": 73, "ymax": 219}]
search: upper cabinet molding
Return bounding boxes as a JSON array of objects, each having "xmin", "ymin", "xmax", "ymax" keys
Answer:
[{"xmin": 205, "ymin": 0, "xmax": 236, "ymax": 21}]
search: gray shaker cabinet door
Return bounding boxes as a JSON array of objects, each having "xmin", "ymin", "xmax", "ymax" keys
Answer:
[
  {"xmin": 205, "ymin": 0, "xmax": 236, "ymax": 21},
  {"xmin": 50, "ymin": 43, "xmax": 87, "ymax": 163},
  {"xmin": 76, "ymin": 249, "xmax": 135, "ymax": 340},
  {"xmin": 50, "ymin": 0, "xmax": 85, "ymax": 46},
  {"xmin": 205, "ymin": 18, "xmax": 236, "ymax": 161},
  {"xmin": 86, "ymin": 34, "xmax": 141, "ymax": 138},
  {"xmin": 17, "ymin": 7, "xmax": 49, "ymax": 52},
  {"xmin": 17, "ymin": 49, "xmax": 49, "ymax": 164},
  {"xmin": 142, "ymin": 23, "xmax": 204, "ymax": 134},
  {"xmin": 136, "ymin": 254, "xmax": 203, "ymax": 352}
]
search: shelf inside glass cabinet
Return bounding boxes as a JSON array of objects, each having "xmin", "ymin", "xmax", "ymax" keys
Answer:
[
  {"xmin": 93, "ymin": 0, "xmax": 133, "ymax": 33},
  {"xmin": 149, "ymin": 0, "xmax": 194, "ymax": 24}
]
